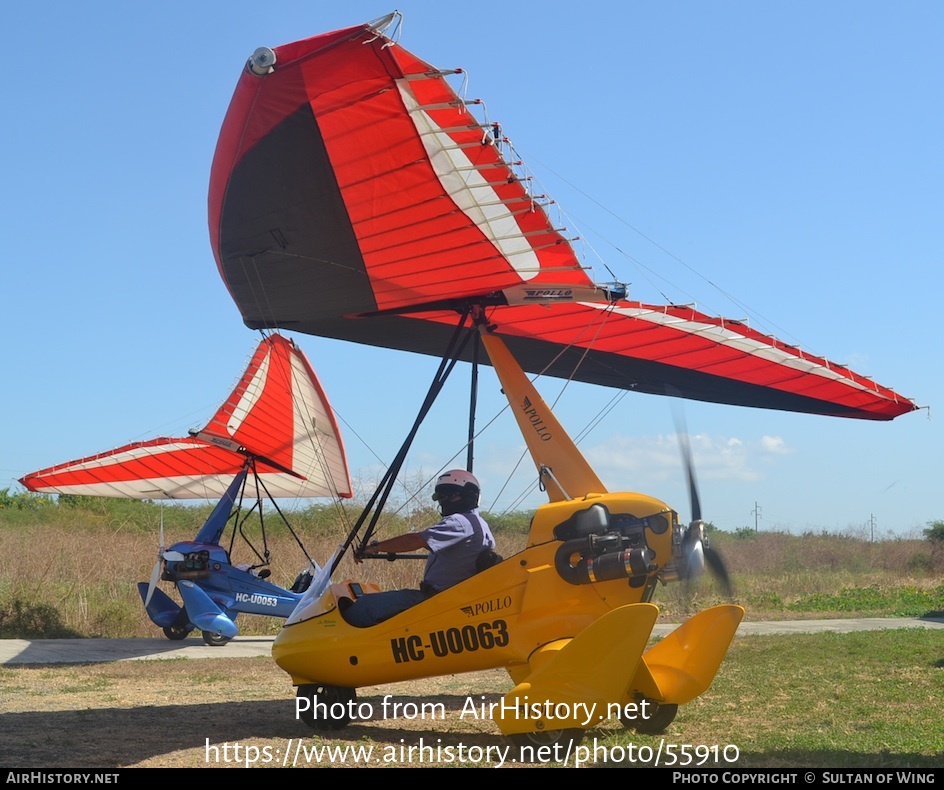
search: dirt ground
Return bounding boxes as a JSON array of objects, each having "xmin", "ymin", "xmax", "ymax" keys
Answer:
[{"xmin": 0, "ymin": 657, "xmax": 606, "ymax": 768}]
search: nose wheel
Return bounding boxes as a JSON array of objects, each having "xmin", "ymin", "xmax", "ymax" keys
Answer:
[
  {"xmin": 620, "ymin": 699, "xmax": 678, "ymax": 734},
  {"xmin": 508, "ymin": 728, "xmax": 584, "ymax": 763},
  {"xmin": 162, "ymin": 624, "xmax": 191, "ymax": 641},
  {"xmin": 296, "ymin": 684, "xmax": 357, "ymax": 731}
]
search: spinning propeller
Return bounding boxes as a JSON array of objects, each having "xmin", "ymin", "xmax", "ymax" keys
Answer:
[
  {"xmin": 674, "ymin": 408, "xmax": 733, "ymax": 598},
  {"xmin": 144, "ymin": 507, "xmax": 185, "ymax": 607}
]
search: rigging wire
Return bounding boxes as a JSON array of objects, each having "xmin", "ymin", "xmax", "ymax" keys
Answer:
[
  {"xmin": 331, "ymin": 313, "xmax": 477, "ymax": 572},
  {"xmin": 480, "ymin": 301, "xmax": 626, "ymax": 513},
  {"xmin": 525, "ymin": 155, "xmax": 807, "ymax": 348},
  {"xmin": 363, "ymin": 301, "xmax": 628, "ymax": 522},
  {"xmin": 255, "ymin": 329, "xmax": 355, "ymax": 537}
]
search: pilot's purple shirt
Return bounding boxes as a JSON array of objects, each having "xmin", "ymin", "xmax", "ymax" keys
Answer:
[{"xmin": 421, "ymin": 508, "xmax": 494, "ymax": 592}]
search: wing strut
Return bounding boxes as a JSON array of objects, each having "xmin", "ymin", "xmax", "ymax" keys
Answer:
[
  {"xmin": 192, "ymin": 455, "xmax": 320, "ymax": 573},
  {"xmin": 331, "ymin": 310, "xmax": 479, "ymax": 572},
  {"xmin": 467, "ymin": 329, "xmax": 480, "ymax": 473}
]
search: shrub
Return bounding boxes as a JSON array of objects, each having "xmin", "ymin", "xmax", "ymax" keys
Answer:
[
  {"xmin": 0, "ymin": 598, "xmax": 82, "ymax": 639},
  {"xmin": 908, "ymin": 552, "xmax": 937, "ymax": 574},
  {"xmin": 484, "ymin": 510, "xmax": 532, "ymax": 535},
  {"xmin": 0, "ymin": 488, "xmax": 55, "ymax": 511}
]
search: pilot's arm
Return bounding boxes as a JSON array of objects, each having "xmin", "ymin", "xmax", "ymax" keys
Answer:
[
  {"xmin": 361, "ymin": 532, "xmax": 430, "ymax": 559},
  {"xmin": 373, "ymin": 533, "xmax": 429, "ymax": 553}
]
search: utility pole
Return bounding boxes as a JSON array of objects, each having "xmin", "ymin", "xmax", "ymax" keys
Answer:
[
  {"xmin": 752, "ymin": 502, "xmax": 762, "ymax": 532},
  {"xmin": 869, "ymin": 513, "xmax": 877, "ymax": 542}
]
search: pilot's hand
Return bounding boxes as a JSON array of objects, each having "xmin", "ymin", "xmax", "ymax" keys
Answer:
[{"xmin": 354, "ymin": 541, "xmax": 380, "ymax": 564}]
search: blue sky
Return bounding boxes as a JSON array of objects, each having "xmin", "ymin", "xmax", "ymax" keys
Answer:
[{"xmin": 3, "ymin": 1, "xmax": 940, "ymax": 537}]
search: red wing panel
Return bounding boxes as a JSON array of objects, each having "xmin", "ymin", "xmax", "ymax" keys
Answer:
[
  {"xmin": 21, "ymin": 336, "xmax": 353, "ymax": 499},
  {"xmin": 20, "ymin": 438, "xmax": 280, "ymax": 499},
  {"xmin": 208, "ymin": 18, "xmax": 916, "ymax": 422},
  {"xmin": 409, "ymin": 303, "xmax": 914, "ymax": 421},
  {"xmin": 199, "ymin": 334, "xmax": 351, "ymax": 494},
  {"xmin": 209, "ymin": 21, "xmax": 588, "ymax": 324}
]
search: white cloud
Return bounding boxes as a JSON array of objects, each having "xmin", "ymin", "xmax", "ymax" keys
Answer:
[
  {"xmin": 584, "ymin": 431, "xmax": 795, "ymax": 489},
  {"xmin": 760, "ymin": 435, "xmax": 792, "ymax": 454}
]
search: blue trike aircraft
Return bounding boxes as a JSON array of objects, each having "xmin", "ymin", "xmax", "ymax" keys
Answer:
[{"xmin": 22, "ymin": 334, "xmax": 353, "ymax": 646}]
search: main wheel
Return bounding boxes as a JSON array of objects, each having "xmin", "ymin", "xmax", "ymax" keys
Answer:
[
  {"xmin": 162, "ymin": 624, "xmax": 190, "ymax": 641},
  {"xmin": 621, "ymin": 700, "xmax": 678, "ymax": 734},
  {"xmin": 201, "ymin": 630, "xmax": 231, "ymax": 647},
  {"xmin": 509, "ymin": 728, "xmax": 584, "ymax": 763},
  {"xmin": 296, "ymin": 684, "xmax": 357, "ymax": 731}
]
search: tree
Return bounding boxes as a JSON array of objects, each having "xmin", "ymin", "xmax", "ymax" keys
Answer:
[
  {"xmin": 924, "ymin": 520, "xmax": 944, "ymax": 565},
  {"xmin": 924, "ymin": 520, "xmax": 944, "ymax": 545}
]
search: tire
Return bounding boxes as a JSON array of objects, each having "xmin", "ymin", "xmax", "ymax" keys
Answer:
[
  {"xmin": 201, "ymin": 630, "xmax": 231, "ymax": 647},
  {"xmin": 162, "ymin": 624, "xmax": 190, "ymax": 641},
  {"xmin": 622, "ymin": 700, "xmax": 678, "ymax": 734},
  {"xmin": 509, "ymin": 728, "xmax": 584, "ymax": 763},
  {"xmin": 296, "ymin": 684, "xmax": 357, "ymax": 731}
]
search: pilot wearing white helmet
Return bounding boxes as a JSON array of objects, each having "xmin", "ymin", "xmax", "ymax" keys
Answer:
[{"xmin": 345, "ymin": 470, "xmax": 497, "ymax": 627}]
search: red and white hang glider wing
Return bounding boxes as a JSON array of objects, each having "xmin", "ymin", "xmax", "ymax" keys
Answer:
[
  {"xmin": 208, "ymin": 14, "xmax": 916, "ymax": 421},
  {"xmin": 20, "ymin": 335, "xmax": 353, "ymax": 499}
]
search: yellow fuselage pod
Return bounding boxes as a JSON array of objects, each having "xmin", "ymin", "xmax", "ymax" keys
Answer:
[{"xmin": 272, "ymin": 491, "xmax": 677, "ymax": 688}]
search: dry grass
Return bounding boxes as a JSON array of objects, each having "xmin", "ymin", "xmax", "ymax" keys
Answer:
[
  {"xmin": 0, "ymin": 657, "xmax": 525, "ymax": 768},
  {"xmin": 0, "ymin": 517, "xmax": 475, "ymax": 638},
  {"xmin": 1, "ymin": 516, "xmax": 941, "ymax": 638}
]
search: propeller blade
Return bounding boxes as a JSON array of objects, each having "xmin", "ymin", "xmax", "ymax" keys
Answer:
[
  {"xmin": 704, "ymin": 546, "xmax": 733, "ymax": 598},
  {"xmin": 669, "ymin": 395, "xmax": 702, "ymax": 523},
  {"xmin": 144, "ymin": 559, "xmax": 161, "ymax": 607},
  {"xmin": 145, "ymin": 504, "xmax": 168, "ymax": 608},
  {"xmin": 667, "ymin": 393, "xmax": 734, "ymax": 596}
]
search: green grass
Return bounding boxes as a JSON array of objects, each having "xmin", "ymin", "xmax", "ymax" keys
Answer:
[
  {"xmin": 3, "ymin": 495, "xmax": 941, "ymax": 767},
  {"xmin": 594, "ymin": 629, "xmax": 944, "ymax": 767},
  {"xmin": 787, "ymin": 585, "xmax": 944, "ymax": 616}
]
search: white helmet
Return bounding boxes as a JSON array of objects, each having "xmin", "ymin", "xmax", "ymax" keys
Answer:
[
  {"xmin": 433, "ymin": 469, "xmax": 480, "ymax": 511},
  {"xmin": 435, "ymin": 469, "xmax": 479, "ymax": 491}
]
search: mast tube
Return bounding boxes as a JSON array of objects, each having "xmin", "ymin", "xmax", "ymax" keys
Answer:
[{"xmin": 479, "ymin": 330, "xmax": 607, "ymax": 502}]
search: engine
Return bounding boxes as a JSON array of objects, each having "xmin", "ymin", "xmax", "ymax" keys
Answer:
[{"xmin": 552, "ymin": 502, "xmax": 677, "ymax": 589}]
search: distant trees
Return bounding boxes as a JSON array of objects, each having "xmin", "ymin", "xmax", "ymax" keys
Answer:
[
  {"xmin": 924, "ymin": 520, "xmax": 944, "ymax": 545},
  {"xmin": 924, "ymin": 520, "xmax": 944, "ymax": 564}
]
